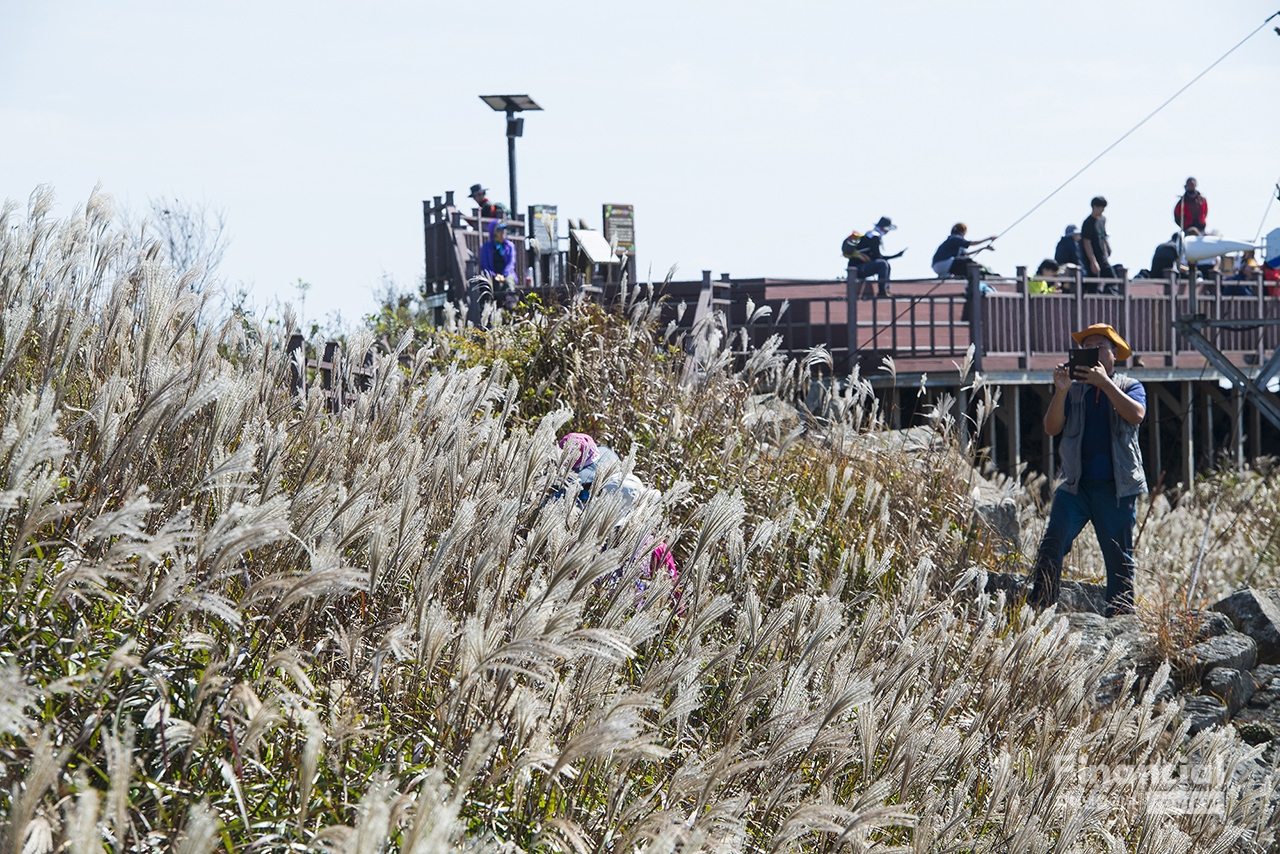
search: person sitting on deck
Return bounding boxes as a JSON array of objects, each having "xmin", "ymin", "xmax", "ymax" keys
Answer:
[
  {"xmin": 479, "ymin": 220, "xmax": 518, "ymax": 308},
  {"xmin": 1221, "ymin": 250, "xmax": 1259, "ymax": 296},
  {"xmin": 931, "ymin": 222, "xmax": 996, "ymax": 279},
  {"xmin": 1029, "ymin": 323, "xmax": 1147, "ymax": 617},
  {"xmin": 1028, "ymin": 259, "xmax": 1060, "ymax": 294},
  {"xmin": 1149, "ymin": 233, "xmax": 1182, "ymax": 280},
  {"xmin": 1055, "ymin": 224, "xmax": 1084, "ymax": 268},
  {"xmin": 1234, "ymin": 250, "xmax": 1261, "ymax": 279},
  {"xmin": 470, "ymin": 183, "xmax": 506, "ymax": 221},
  {"xmin": 843, "ymin": 217, "xmax": 905, "ymax": 298}
]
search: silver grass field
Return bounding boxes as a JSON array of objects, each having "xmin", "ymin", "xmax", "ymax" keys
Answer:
[{"xmin": 2, "ymin": 189, "xmax": 1280, "ymax": 853}]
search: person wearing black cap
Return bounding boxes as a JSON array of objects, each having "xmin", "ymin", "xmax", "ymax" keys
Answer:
[
  {"xmin": 469, "ymin": 183, "xmax": 506, "ymax": 221},
  {"xmin": 1079, "ymin": 196, "xmax": 1114, "ymax": 288},
  {"xmin": 848, "ymin": 216, "xmax": 905, "ymax": 298}
]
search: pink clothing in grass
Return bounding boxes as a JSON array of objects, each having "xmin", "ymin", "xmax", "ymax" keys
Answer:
[{"xmin": 559, "ymin": 432, "xmax": 599, "ymax": 471}]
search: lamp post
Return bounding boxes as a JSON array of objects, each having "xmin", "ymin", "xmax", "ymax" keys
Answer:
[{"xmin": 479, "ymin": 95, "xmax": 542, "ymax": 218}]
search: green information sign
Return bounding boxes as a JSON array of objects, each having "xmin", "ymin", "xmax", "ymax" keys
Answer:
[{"xmin": 602, "ymin": 204, "xmax": 635, "ymax": 256}]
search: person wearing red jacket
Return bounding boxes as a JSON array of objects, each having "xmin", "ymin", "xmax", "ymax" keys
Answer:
[{"xmin": 1174, "ymin": 177, "xmax": 1208, "ymax": 234}]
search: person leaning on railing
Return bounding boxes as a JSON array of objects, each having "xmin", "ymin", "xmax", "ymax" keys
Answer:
[{"xmin": 1029, "ymin": 324, "xmax": 1146, "ymax": 617}]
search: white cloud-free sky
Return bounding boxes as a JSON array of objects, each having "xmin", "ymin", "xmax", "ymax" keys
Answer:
[{"xmin": 4, "ymin": 1, "xmax": 1280, "ymax": 325}]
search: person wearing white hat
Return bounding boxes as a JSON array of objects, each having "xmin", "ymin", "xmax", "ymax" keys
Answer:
[{"xmin": 848, "ymin": 216, "xmax": 905, "ymax": 298}]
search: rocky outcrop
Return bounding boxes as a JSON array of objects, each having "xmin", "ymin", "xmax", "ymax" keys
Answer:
[
  {"xmin": 1202, "ymin": 667, "xmax": 1254, "ymax": 715},
  {"xmin": 1178, "ymin": 631, "xmax": 1257, "ymax": 676},
  {"xmin": 1250, "ymin": 664, "xmax": 1280, "ymax": 707},
  {"xmin": 1181, "ymin": 695, "xmax": 1228, "ymax": 736},
  {"xmin": 1064, "ymin": 612, "xmax": 1166, "ymax": 705},
  {"xmin": 875, "ymin": 426, "xmax": 1023, "ymax": 551},
  {"xmin": 984, "ymin": 572, "xmax": 1107, "ymax": 614},
  {"xmin": 1212, "ymin": 588, "xmax": 1280, "ymax": 663},
  {"xmin": 977, "ymin": 576, "xmax": 1280, "ymax": 742}
]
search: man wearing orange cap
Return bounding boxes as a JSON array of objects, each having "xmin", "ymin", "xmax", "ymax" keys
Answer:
[{"xmin": 1030, "ymin": 324, "xmax": 1147, "ymax": 616}]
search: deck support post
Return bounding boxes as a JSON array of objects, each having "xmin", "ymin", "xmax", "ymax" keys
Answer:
[
  {"xmin": 1006, "ymin": 385, "xmax": 1022, "ymax": 476},
  {"xmin": 1182, "ymin": 380, "xmax": 1195, "ymax": 488},
  {"xmin": 1251, "ymin": 399, "xmax": 1262, "ymax": 461},
  {"xmin": 845, "ymin": 262, "xmax": 859, "ymax": 364},
  {"xmin": 985, "ymin": 386, "xmax": 997, "ymax": 467},
  {"xmin": 1204, "ymin": 384, "xmax": 1214, "ymax": 468},
  {"xmin": 1147, "ymin": 383, "xmax": 1161, "ymax": 484},
  {"xmin": 968, "ymin": 266, "xmax": 984, "ymax": 374},
  {"xmin": 1234, "ymin": 383, "xmax": 1245, "ymax": 471}
]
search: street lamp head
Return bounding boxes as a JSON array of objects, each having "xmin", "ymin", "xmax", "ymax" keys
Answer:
[
  {"xmin": 479, "ymin": 95, "xmax": 541, "ymax": 225},
  {"xmin": 479, "ymin": 95, "xmax": 542, "ymax": 113}
]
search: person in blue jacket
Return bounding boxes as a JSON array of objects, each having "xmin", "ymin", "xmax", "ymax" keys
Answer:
[{"xmin": 480, "ymin": 220, "xmax": 517, "ymax": 283}]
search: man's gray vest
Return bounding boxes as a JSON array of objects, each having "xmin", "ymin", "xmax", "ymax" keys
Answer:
[{"xmin": 1056, "ymin": 373, "xmax": 1147, "ymax": 498}]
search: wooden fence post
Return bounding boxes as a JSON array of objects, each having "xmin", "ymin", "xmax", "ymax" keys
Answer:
[
  {"xmin": 1017, "ymin": 265, "xmax": 1030, "ymax": 368},
  {"xmin": 968, "ymin": 266, "xmax": 983, "ymax": 374},
  {"xmin": 288, "ymin": 334, "xmax": 305, "ymax": 398},
  {"xmin": 1074, "ymin": 267, "xmax": 1084, "ymax": 334},
  {"xmin": 846, "ymin": 262, "xmax": 859, "ymax": 366}
]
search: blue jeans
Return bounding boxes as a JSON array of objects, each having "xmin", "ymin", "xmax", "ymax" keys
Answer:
[
  {"xmin": 856, "ymin": 259, "xmax": 891, "ymax": 294},
  {"xmin": 1030, "ymin": 479, "xmax": 1138, "ymax": 616}
]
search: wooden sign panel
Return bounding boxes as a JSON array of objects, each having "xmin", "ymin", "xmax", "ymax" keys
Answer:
[
  {"xmin": 603, "ymin": 204, "xmax": 635, "ymax": 256},
  {"xmin": 528, "ymin": 204, "xmax": 559, "ymax": 287}
]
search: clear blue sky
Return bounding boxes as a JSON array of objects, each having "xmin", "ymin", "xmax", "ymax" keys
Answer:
[{"xmin": 3, "ymin": 1, "xmax": 1280, "ymax": 326}]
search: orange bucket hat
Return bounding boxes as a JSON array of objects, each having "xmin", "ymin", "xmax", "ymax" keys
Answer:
[{"xmin": 1070, "ymin": 323, "xmax": 1131, "ymax": 361}]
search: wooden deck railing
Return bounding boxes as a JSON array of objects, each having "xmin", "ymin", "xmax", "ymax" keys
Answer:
[
  {"xmin": 650, "ymin": 269, "xmax": 1278, "ymax": 374},
  {"xmin": 423, "ymin": 193, "xmax": 529, "ymax": 305}
]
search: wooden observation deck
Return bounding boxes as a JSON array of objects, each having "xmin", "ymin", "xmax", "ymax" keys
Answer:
[{"xmin": 424, "ymin": 194, "xmax": 1280, "ymax": 487}]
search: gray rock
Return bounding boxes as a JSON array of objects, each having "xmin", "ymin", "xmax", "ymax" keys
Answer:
[
  {"xmin": 1230, "ymin": 704, "xmax": 1280, "ymax": 744},
  {"xmin": 975, "ymin": 499, "xmax": 1020, "ymax": 553},
  {"xmin": 1058, "ymin": 580, "xmax": 1108, "ymax": 615},
  {"xmin": 1179, "ymin": 631, "xmax": 1257, "ymax": 678},
  {"xmin": 985, "ymin": 572, "xmax": 1028, "ymax": 601},
  {"xmin": 984, "ymin": 572, "xmax": 1107, "ymax": 614},
  {"xmin": 1252, "ymin": 663, "xmax": 1280, "ymax": 686},
  {"xmin": 1193, "ymin": 610, "xmax": 1233, "ymax": 641},
  {"xmin": 1153, "ymin": 672, "xmax": 1178, "ymax": 703},
  {"xmin": 1181, "ymin": 695, "xmax": 1228, "ymax": 736},
  {"xmin": 1212, "ymin": 588, "xmax": 1280, "ymax": 663},
  {"xmin": 1248, "ymin": 664, "xmax": 1280, "ymax": 709},
  {"xmin": 1064, "ymin": 612, "xmax": 1160, "ymax": 705},
  {"xmin": 1202, "ymin": 667, "xmax": 1255, "ymax": 715}
]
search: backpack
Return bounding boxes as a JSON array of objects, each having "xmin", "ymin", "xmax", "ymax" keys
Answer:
[{"xmin": 842, "ymin": 231, "xmax": 870, "ymax": 264}]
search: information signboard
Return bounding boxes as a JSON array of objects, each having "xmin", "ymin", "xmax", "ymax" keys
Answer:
[
  {"xmin": 602, "ymin": 204, "xmax": 635, "ymax": 256},
  {"xmin": 528, "ymin": 204, "xmax": 559, "ymax": 287}
]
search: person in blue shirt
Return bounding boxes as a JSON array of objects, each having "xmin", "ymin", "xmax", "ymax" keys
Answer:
[
  {"xmin": 931, "ymin": 222, "xmax": 997, "ymax": 278},
  {"xmin": 1029, "ymin": 323, "xmax": 1147, "ymax": 616},
  {"xmin": 479, "ymin": 219, "xmax": 517, "ymax": 283}
]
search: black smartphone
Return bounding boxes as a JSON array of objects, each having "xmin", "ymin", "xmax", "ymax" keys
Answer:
[{"xmin": 1068, "ymin": 347, "xmax": 1099, "ymax": 372}]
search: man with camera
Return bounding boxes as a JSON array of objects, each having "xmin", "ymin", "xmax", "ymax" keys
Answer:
[{"xmin": 1029, "ymin": 324, "xmax": 1147, "ymax": 617}]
